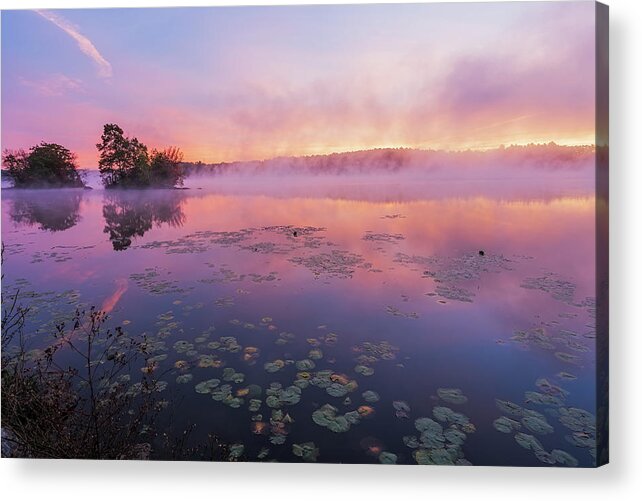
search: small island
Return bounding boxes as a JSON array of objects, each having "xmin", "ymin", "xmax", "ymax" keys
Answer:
[
  {"xmin": 2, "ymin": 142, "xmax": 85, "ymax": 188},
  {"xmin": 2, "ymin": 123, "xmax": 185, "ymax": 189},
  {"xmin": 97, "ymin": 123, "xmax": 185, "ymax": 189}
]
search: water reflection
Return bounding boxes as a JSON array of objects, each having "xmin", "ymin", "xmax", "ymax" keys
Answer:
[
  {"xmin": 8, "ymin": 190, "xmax": 83, "ymax": 232},
  {"xmin": 102, "ymin": 190, "xmax": 186, "ymax": 251},
  {"xmin": 0, "ymin": 178, "xmax": 599, "ymax": 466}
]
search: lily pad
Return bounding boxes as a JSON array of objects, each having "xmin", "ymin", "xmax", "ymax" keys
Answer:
[
  {"xmin": 266, "ymin": 384, "xmax": 301, "ymax": 408},
  {"xmin": 312, "ymin": 404, "xmax": 353, "ymax": 433},
  {"xmin": 292, "ymin": 442, "xmax": 319, "ymax": 462},
  {"xmin": 195, "ymin": 378, "xmax": 221, "ymax": 394},
  {"xmin": 378, "ymin": 451, "xmax": 398, "ymax": 464},
  {"xmin": 514, "ymin": 433, "xmax": 544, "ymax": 451},
  {"xmin": 354, "ymin": 365, "xmax": 375, "ymax": 376},
  {"xmin": 308, "ymin": 349, "xmax": 323, "ymax": 360},
  {"xmin": 326, "ymin": 382, "xmax": 350, "ymax": 398},
  {"xmin": 362, "ymin": 390, "xmax": 380, "ymax": 403},
  {"xmin": 432, "ymin": 406, "xmax": 471, "ymax": 427},
  {"xmin": 403, "ymin": 435, "xmax": 420, "ymax": 449},
  {"xmin": 551, "ymin": 449, "xmax": 579, "ymax": 467},
  {"xmin": 176, "ymin": 374, "xmax": 193, "ymax": 384},
  {"xmin": 493, "ymin": 416, "xmax": 521, "ymax": 434},
  {"xmin": 495, "ymin": 399, "xmax": 524, "ymax": 417},
  {"xmin": 228, "ymin": 443, "xmax": 244, "ymax": 460},
  {"xmin": 296, "ymin": 359, "xmax": 316, "ymax": 371},
  {"xmin": 437, "ymin": 388, "xmax": 468, "ymax": 405},
  {"xmin": 522, "ymin": 415, "xmax": 554, "ymax": 435},
  {"xmin": 264, "ymin": 359, "xmax": 286, "ymax": 373},
  {"xmin": 173, "ymin": 340, "xmax": 194, "ymax": 353}
]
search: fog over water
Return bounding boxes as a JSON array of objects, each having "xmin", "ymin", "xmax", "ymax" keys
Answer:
[{"xmin": 1, "ymin": 151, "xmax": 599, "ymax": 465}]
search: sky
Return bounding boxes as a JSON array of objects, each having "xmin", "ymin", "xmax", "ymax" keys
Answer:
[{"xmin": 1, "ymin": 2, "xmax": 596, "ymax": 167}]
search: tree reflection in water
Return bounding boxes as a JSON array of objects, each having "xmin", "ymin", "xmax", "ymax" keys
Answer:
[
  {"xmin": 9, "ymin": 190, "xmax": 83, "ymax": 232},
  {"xmin": 102, "ymin": 190, "xmax": 186, "ymax": 250}
]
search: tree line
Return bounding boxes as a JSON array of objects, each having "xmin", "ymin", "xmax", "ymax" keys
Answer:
[{"xmin": 2, "ymin": 124, "xmax": 186, "ymax": 189}]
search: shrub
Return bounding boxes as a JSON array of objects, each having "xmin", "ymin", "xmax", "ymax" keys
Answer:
[
  {"xmin": 97, "ymin": 124, "xmax": 185, "ymax": 188},
  {"xmin": 2, "ymin": 143, "xmax": 84, "ymax": 188}
]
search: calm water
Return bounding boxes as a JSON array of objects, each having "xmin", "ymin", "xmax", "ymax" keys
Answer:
[{"xmin": 1, "ymin": 175, "xmax": 597, "ymax": 466}]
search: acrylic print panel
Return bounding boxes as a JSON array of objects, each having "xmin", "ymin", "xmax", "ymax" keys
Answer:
[{"xmin": 0, "ymin": 1, "xmax": 608, "ymax": 466}]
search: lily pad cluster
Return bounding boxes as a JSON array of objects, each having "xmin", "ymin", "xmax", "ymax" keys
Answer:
[
  {"xmin": 264, "ymin": 359, "xmax": 286, "ymax": 373},
  {"xmin": 212, "ymin": 384, "xmax": 244, "ymax": 408},
  {"xmin": 393, "ymin": 400, "xmax": 410, "ymax": 419},
  {"xmin": 437, "ymin": 388, "xmax": 468, "ymax": 405},
  {"xmin": 289, "ymin": 249, "xmax": 373, "ymax": 279},
  {"xmin": 362, "ymin": 232, "xmax": 405, "ymax": 244},
  {"xmin": 268, "ymin": 408, "xmax": 296, "ymax": 445},
  {"xmin": 362, "ymin": 390, "xmax": 380, "ymax": 403},
  {"xmin": 493, "ymin": 376, "xmax": 588, "ymax": 466},
  {"xmin": 558, "ymin": 407, "xmax": 596, "ymax": 458},
  {"xmin": 405, "ymin": 409, "xmax": 476, "ymax": 465},
  {"xmin": 384, "ymin": 305, "xmax": 419, "ymax": 319},
  {"xmin": 222, "ymin": 367, "xmax": 245, "ymax": 384},
  {"xmin": 292, "ymin": 442, "xmax": 319, "ymax": 462},
  {"xmin": 394, "ymin": 251, "xmax": 513, "ymax": 304},
  {"xmin": 312, "ymin": 404, "xmax": 362, "ymax": 433},
  {"xmin": 306, "ymin": 370, "xmax": 359, "ymax": 398},
  {"xmin": 352, "ymin": 340, "xmax": 399, "ymax": 365},
  {"xmin": 266, "ymin": 382, "xmax": 302, "ymax": 408},
  {"xmin": 521, "ymin": 273, "xmax": 577, "ymax": 304}
]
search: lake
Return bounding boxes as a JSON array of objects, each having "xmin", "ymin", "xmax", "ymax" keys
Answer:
[{"xmin": 1, "ymin": 174, "xmax": 598, "ymax": 466}]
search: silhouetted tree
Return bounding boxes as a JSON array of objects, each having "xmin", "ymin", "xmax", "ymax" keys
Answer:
[
  {"xmin": 149, "ymin": 146, "xmax": 186, "ymax": 187},
  {"xmin": 96, "ymin": 124, "xmax": 150, "ymax": 188},
  {"xmin": 96, "ymin": 124, "xmax": 185, "ymax": 188},
  {"xmin": 2, "ymin": 143, "xmax": 84, "ymax": 188}
]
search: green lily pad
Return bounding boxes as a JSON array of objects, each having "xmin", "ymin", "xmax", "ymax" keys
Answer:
[
  {"xmin": 432, "ymin": 406, "xmax": 471, "ymax": 427},
  {"xmin": 266, "ymin": 384, "xmax": 301, "ymax": 408},
  {"xmin": 444, "ymin": 428, "xmax": 467, "ymax": 446},
  {"xmin": 551, "ymin": 449, "xmax": 579, "ymax": 467},
  {"xmin": 296, "ymin": 359, "xmax": 315, "ymax": 371},
  {"xmin": 195, "ymin": 378, "xmax": 220, "ymax": 394},
  {"xmin": 495, "ymin": 399, "xmax": 524, "ymax": 416},
  {"xmin": 312, "ymin": 404, "xmax": 353, "ymax": 433},
  {"xmin": 515, "ymin": 433, "xmax": 544, "ymax": 451},
  {"xmin": 437, "ymin": 388, "xmax": 468, "ymax": 405},
  {"xmin": 228, "ymin": 443, "xmax": 244, "ymax": 460},
  {"xmin": 176, "ymin": 374, "xmax": 193, "ymax": 384},
  {"xmin": 525, "ymin": 391, "xmax": 564, "ymax": 407},
  {"xmin": 292, "ymin": 442, "xmax": 319, "ymax": 462},
  {"xmin": 393, "ymin": 400, "xmax": 410, "ymax": 418},
  {"xmin": 378, "ymin": 451, "xmax": 398, "ymax": 464},
  {"xmin": 308, "ymin": 349, "xmax": 323, "ymax": 360},
  {"xmin": 522, "ymin": 415, "xmax": 554, "ymax": 435},
  {"xmin": 326, "ymin": 382, "xmax": 350, "ymax": 397},
  {"xmin": 270, "ymin": 435, "xmax": 287, "ymax": 445},
  {"xmin": 403, "ymin": 435, "xmax": 420, "ymax": 449},
  {"xmin": 362, "ymin": 390, "xmax": 380, "ymax": 403},
  {"xmin": 354, "ymin": 365, "xmax": 375, "ymax": 376},
  {"xmin": 222, "ymin": 367, "xmax": 245, "ymax": 383},
  {"xmin": 493, "ymin": 416, "xmax": 521, "ymax": 434},
  {"xmin": 173, "ymin": 340, "xmax": 194, "ymax": 353}
]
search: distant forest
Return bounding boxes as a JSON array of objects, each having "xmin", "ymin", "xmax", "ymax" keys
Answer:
[{"xmin": 183, "ymin": 143, "xmax": 596, "ymax": 178}]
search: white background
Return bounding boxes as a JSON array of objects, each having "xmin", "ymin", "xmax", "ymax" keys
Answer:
[{"xmin": 0, "ymin": 0, "xmax": 640, "ymax": 499}]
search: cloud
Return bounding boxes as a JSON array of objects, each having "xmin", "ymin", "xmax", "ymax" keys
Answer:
[
  {"xmin": 19, "ymin": 73, "xmax": 84, "ymax": 96},
  {"xmin": 36, "ymin": 9, "xmax": 112, "ymax": 78}
]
